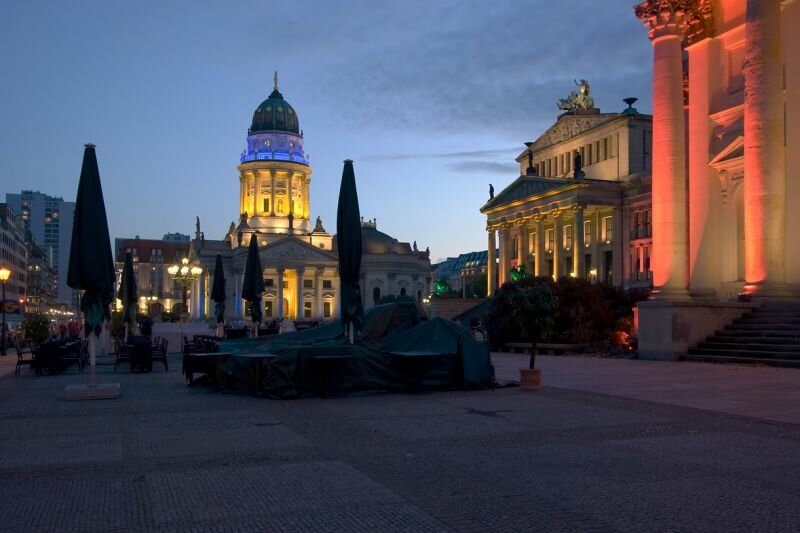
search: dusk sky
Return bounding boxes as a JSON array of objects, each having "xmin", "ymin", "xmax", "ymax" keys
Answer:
[{"xmin": 0, "ymin": 0, "xmax": 652, "ymax": 263}]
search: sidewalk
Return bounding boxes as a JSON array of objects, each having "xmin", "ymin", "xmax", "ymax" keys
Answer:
[{"xmin": 493, "ymin": 352, "xmax": 800, "ymax": 425}]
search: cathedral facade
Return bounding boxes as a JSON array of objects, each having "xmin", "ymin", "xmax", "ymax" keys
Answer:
[{"xmin": 188, "ymin": 78, "xmax": 431, "ymax": 323}]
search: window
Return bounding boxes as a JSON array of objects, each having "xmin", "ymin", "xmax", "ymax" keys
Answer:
[
  {"xmin": 587, "ymin": 144, "xmax": 593, "ymax": 165},
  {"xmin": 263, "ymin": 198, "xmax": 270, "ymax": 213},
  {"xmin": 400, "ymin": 287, "xmax": 407, "ymax": 297},
  {"xmin": 265, "ymin": 278, "xmax": 274, "ymax": 287},
  {"xmin": 373, "ymin": 287, "xmax": 381, "ymax": 304},
  {"xmin": 282, "ymin": 281, "xmax": 288, "ymax": 289},
  {"xmin": 643, "ymin": 246, "xmax": 651, "ymax": 280},
  {"xmin": 324, "ymin": 301, "xmax": 332, "ymax": 318},
  {"xmin": 644, "ymin": 209, "xmax": 651, "ymax": 237},
  {"xmin": 602, "ymin": 216, "xmax": 614, "ymax": 242},
  {"xmin": 584, "ymin": 221, "xmax": 592, "ymax": 247},
  {"xmin": 564, "ymin": 225, "xmax": 573, "ymax": 250},
  {"xmin": 603, "ymin": 138, "xmax": 609, "ymax": 160},
  {"xmin": 304, "ymin": 301, "xmax": 312, "ymax": 318},
  {"xmin": 265, "ymin": 300, "xmax": 273, "ymax": 317},
  {"xmin": 323, "ymin": 279, "xmax": 332, "ymax": 289},
  {"xmin": 303, "ymin": 279, "xmax": 313, "ymax": 288},
  {"xmin": 545, "ymin": 229, "xmax": 554, "ymax": 252}
]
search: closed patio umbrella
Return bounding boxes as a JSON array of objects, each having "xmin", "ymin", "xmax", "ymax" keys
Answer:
[
  {"xmin": 67, "ymin": 144, "xmax": 116, "ymax": 385},
  {"xmin": 336, "ymin": 159, "xmax": 364, "ymax": 343},
  {"xmin": 211, "ymin": 253, "xmax": 226, "ymax": 338},
  {"xmin": 241, "ymin": 234, "xmax": 265, "ymax": 336},
  {"xmin": 118, "ymin": 252, "xmax": 137, "ymax": 342}
]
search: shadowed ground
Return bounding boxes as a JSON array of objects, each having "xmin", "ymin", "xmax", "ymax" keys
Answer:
[{"xmin": 0, "ymin": 352, "xmax": 798, "ymax": 532}]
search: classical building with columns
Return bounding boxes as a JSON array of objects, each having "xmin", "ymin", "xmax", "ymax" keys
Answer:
[
  {"xmin": 634, "ymin": 0, "xmax": 800, "ymax": 359},
  {"xmin": 187, "ymin": 77, "xmax": 431, "ymax": 323},
  {"xmin": 481, "ymin": 89, "xmax": 654, "ymax": 294}
]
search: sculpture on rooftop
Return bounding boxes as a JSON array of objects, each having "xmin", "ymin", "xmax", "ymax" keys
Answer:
[{"xmin": 557, "ymin": 79, "xmax": 595, "ymax": 111}]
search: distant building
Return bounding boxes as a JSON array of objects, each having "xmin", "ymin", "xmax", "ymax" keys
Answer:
[
  {"xmin": 481, "ymin": 87, "xmax": 652, "ymax": 294},
  {"xmin": 5, "ymin": 190, "xmax": 76, "ymax": 309},
  {"xmin": 162, "ymin": 233, "xmax": 190, "ymax": 243},
  {"xmin": 433, "ymin": 250, "xmax": 495, "ymax": 298},
  {"xmin": 114, "ymin": 237, "xmax": 191, "ymax": 317},
  {"xmin": 0, "ymin": 203, "xmax": 28, "ymax": 319},
  {"xmin": 25, "ymin": 242, "xmax": 58, "ymax": 315},
  {"xmin": 188, "ymin": 76, "xmax": 431, "ymax": 322}
]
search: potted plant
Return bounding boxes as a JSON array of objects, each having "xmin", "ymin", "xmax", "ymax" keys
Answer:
[
  {"xmin": 509, "ymin": 282, "xmax": 557, "ymax": 391},
  {"xmin": 21, "ymin": 314, "xmax": 51, "ymax": 349}
]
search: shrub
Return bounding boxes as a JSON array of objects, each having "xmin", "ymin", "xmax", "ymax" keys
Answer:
[{"xmin": 20, "ymin": 314, "xmax": 50, "ymax": 347}]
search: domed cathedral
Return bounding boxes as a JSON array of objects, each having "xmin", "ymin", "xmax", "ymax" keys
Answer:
[
  {"xmin": 235, "ymin": 71, "xmax": 313, "ymax": 239},
  {"xmin": 187, "ymin": 74, "xmax": 432, "ymax": 324}
]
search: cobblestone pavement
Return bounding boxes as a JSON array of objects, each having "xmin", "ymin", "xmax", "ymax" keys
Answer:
[{"xmin": 1, "ymin": 355, "xmax": 799, "ymax": 532}]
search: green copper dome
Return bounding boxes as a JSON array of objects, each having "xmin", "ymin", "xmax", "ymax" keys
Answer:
[{"xmin": 249, "ymin": 88, "xmax": 300, "ymax": 135}]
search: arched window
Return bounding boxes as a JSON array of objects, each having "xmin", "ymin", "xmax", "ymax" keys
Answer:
[
  {"xmin": 372, "ymin": 287, "xmax": 381, "ymax": 305},
  {"xmin": 400, "ymin": 287, "xmax": 407, "ymax": 297}
]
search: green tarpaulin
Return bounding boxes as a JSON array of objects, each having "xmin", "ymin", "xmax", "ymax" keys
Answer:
[{"xmin": 216, "ymin": 302, "xmax": 492, "ymax": 398}]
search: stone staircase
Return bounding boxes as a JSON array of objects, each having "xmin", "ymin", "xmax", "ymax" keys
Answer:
[{"xmin": 685, "ymin": 303, "xmax": 800, "ymax": 367}]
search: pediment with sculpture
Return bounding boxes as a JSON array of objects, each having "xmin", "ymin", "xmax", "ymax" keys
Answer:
[
  {"xmin": 528, "ymin": 114, "xmax": 615, "ymax": 152},
  {"xmin": 258, "ymin": 236, "xmax": 337, "ymax": 263}
]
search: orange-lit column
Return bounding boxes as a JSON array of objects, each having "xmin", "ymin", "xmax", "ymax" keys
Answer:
[
  {"xmin": 486, "ymin": 229, "xmax": 496, "ymax": 296},
  {"xmin": 743, "ymin": 0, "xmax": 786, "ymax": 296},
  {"xmin": 637, "ymin": 5, "xmax": 689, "ymax": 298}
]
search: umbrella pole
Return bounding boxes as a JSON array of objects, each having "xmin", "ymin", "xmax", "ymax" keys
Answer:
[
  {"xmin": 89, "ymin": 334, "xmax": 97, "ymax": 387},
  {"xmin": 124, "ymin": 323, "xmax": 128, "ymax": 344}
]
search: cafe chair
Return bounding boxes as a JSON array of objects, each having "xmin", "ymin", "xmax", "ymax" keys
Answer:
[{"xmin": 14, "ymin": 338, "xmax": 35, "ymax": 376}]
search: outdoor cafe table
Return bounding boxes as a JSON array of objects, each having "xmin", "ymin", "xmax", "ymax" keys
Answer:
[{"xmin": 35, "ymin": 340, "xmax": 80, "ymax": 375}]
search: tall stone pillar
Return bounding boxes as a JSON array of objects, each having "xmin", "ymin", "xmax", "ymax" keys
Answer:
[
  {"xmin": 296, "ymin": 267, "xmax": 305, "ymax": 319},
  {"xmin": 743, "ymin": 0, "xmax": 787, "ymax": 296},
  {"xmin": 553, "ymin": 216, "xmax": 562, "ymax": 279},
  {"xmin": 497, "ymin": 228, "xmax": 507, "ymax": 286},
  {"xmin": 785, "ymin": 0, "xmax": 800, "ymax": 284},
  {"xmin": 534, "ymin": 219, "xmax": 544, "ymax": 277},
  {"xmin": 686, "ymin": 34, "xmax": 722, "ymax": 297},
  {"xmin": 573, "ymin": 206, "xmax": 585, "ymax": 278},
  {"xmin": 255, "ymin": 171, "xmax": 262, "ymax": 214},
  {"xmin": 636, "ymin": 2, "xmax": 695, "ymax": 298},
  {"xmin": 613, "ymin": 208, "xmax": 624, "ymax": 286},
  {"xmin": 486, "ymin": 229, "xmax": 496, "ymax": 296},
  {"xmin": 276, "ymin": 268, "xmax": 284, "ymax": 319},
  {"xmin": 315, "ymin": 268, "xmax": 323, "ymax": 320}
]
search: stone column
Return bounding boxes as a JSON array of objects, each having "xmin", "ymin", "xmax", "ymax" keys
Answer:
[
  {"xmin": 743, "ymin": 0, "xmax": 787, "ymax": 296},
  {"xmin": 239, "ymin": 175, "xmax": 245, "ymax": 216},
  {"xmin": 553, "ymin": 215, "xmax": 562, "ymax": 279},
  {"xmin": 591, "ymin": 211, "xmax": 600, "ymax": 279},
  {"xmin": 296, "ymin": 267, "xmax": 305, "ymax": 319},
  {"xmin": 254, "ymin": 171, "xmax": 262, "ymax": 215},
  {"xmin": 785, "ymin": 0, "xmax": 800, "ymax": 284},
  {"xmin": 270, "ymin": 170, "xmax": 276, "ymax": 216},
  {"xmin": 613, "ymin": 208, "xmax": 624, "ymax": 286},
  {"xmin": 315, "ymin": 268, "xmax": 323, "ymax": 320},
  {"xmin": 486, "ymin": 229, "xmax": 496, "ymax": 296},
  {"xmin": 497, "ymin": 228, "xmax": 507, "ymax": 286},
  {"xmin": 534, "ymin": 218, "xmax": 544, "ymax": 276},
  {"xmin": 573, "ymin": 206, "xmax": 585, "ymax": 279},
  {"xmin": 250, "ymin": 173, "xmax": 257, "ymax": 216},
  {"xmin": 276, "ymin": 268, "xmax": 284, "ymax": 319},
  {"xmin": 636, "ymin": 2, "xmax": 691, "ymax": 298}
]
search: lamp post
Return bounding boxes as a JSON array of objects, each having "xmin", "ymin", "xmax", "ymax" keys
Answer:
[
  {"xmin": 0, "ymin": 266, "xmax": 10, "ymax": 356},
  {"xmin": 167, "ymin": 257, "xmax": 202, "ymax": 322}
]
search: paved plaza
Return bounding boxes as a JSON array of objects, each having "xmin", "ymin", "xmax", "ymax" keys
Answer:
[{"xmin": 0, "ymin": 352, "xmax": 799, "ymax": 532}]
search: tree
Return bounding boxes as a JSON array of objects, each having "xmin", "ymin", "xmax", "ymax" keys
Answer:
[{"xmin": 508, "ymin": 282, "xmax": 557, "ymax": 369}]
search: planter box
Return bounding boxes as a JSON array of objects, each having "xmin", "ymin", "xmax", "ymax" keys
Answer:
[{"xmin": 519, "ymin": 368, "xmax": 541, "ymax": 391}]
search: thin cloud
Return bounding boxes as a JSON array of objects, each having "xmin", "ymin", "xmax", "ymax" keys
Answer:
[
  {"xmin": 362, "ymin": 148, "xmax": 520, "ymax": 162},
  {"xmin": 446, "ymin": 161, "xmax": 518, "ymax": 175}
]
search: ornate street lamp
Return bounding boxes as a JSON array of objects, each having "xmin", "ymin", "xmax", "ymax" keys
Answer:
[
  {"xmin": 0, "ymin": 266, "xmax": 10, "ymax": 356},
  {"xmin": 167, "ymin": 257, "xmax": 202, "ymax": 321}
]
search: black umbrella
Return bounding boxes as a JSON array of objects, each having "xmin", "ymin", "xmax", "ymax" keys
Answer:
[
  {"xmin": 336, "ymin": 159, "xmax": 364, "ymax": 343},
  {"xmin": 211, "ymin": 253, "xmax": 226, "ymax": 336},
  {"xmin": 67, "ymin": 144, "xmax": 115, "ymax": 381},
  {"xmin": 241, "ymin": 234, "xmax": 265, "ymax": 334},
  {"xmin": 117, "ymin": 252, "xmax": 137, "ymax": 341}
]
